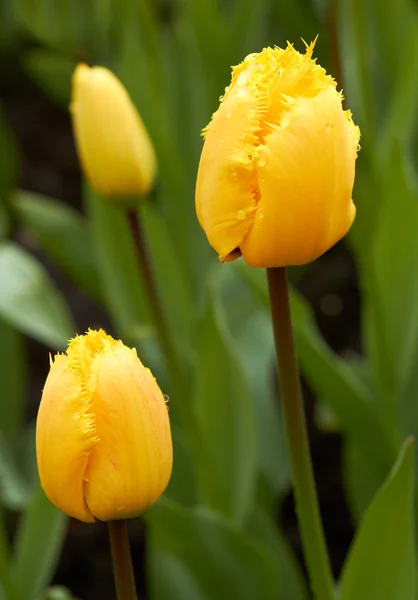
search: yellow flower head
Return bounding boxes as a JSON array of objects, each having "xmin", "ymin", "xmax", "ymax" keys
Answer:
[
  {"xmin": 196, "ymin": 41, "xmax": 360, "ymax": 267},
  {"xmin": 71, "ymin": 65, "xmax": 157, "ymax": 199},
  {"xmin": 36, "ymin": 329, "xmax": 172, "ymax": 523}
]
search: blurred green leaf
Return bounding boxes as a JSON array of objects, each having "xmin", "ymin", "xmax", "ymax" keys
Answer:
[
  {"xmin": 24, "ymin": 50, "xmax": 75, "ymax": 107},
  {"xmin": 0, "ymin": 433, "xmax": 30, "ymax": 510},
  {"xmin": 364, "ymin": 146, "xmax": 418, "ymax": 425},
  {"xmin": 339, "ymin": 438, "xmax": 416, "ymax": 600},
  {"xmin": 193, "ymin": 293, "xmax": 257, "ymax": 522},
  {"xmin": 148, "ymin": 498, "xmax": 279, "ymax": 600},
  {"xmin": 0, "ymin": 242, "xmax": 75, "ymax": 349},
  {"xmin": 13, "ymin": 0, "xmax": 81, "ymax": 53},
  {"xmin": 246, "ymin": 508, "xmax": 308, "ymax": 600},
  {"xmin": 84, "ymin": 187, "xmax": 150, "ymax": 337},
  {"xmin": 217, "ymin": 263, "xmax": 290, "ymax": 502},
  {"xmin": 342, "ymin": 434, "xmax": 391, "ymax": 522},
  {"xmin": 13, "ymin": 486, "xmax": 68, "ymax": 600},
  {"xmin": 139, "ymin": 201, "xmax": 193, "ymax": 359},
  {"xmin": 237, "ymin": 262, "xmax": 390, "ymax": 457},
  {"xmin": 13, "ymin": 191, "xmax": 100, "ymax": 303},
  {"xmin": 0, "ymin": 319, "xmax": 25, "ymax": 442},
  {"xmin": 38, "ymin": 586, "xmax": 75, "ymax": 600}
]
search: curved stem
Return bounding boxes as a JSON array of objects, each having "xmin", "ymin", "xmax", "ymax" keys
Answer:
[
  {"xmin": 267, "ymin": 267, "xmax": 334, "ymax": 600},
  {"xmin": 108, "ymin": 520, "xmax": 137, "ymax": 600}
]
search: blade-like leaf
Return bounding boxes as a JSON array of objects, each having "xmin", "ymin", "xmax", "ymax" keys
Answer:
[
  {"xmin": 13, "ymin": 191, "xmax": 100, "ymax": 303},
  {"xmin": 13, "ymin": 485, "xmax": 68, "ymax": 600},
  {"xmin": 0, "ymin": 242, "xmax": 75, "ymax": 349},
  {"xmin": 193, "ymin": 293, "xmax": 257, "ymax": 522},
  {"xmin": 339, "ymin": 438, "xmax": 416, "ymax": 600},
  {"xmin": 147, "ymin": 498, "xmax": 278, "ymax": 600},
  {"xmin": 0, "ymin": 433, "xmax": 30, "ymax": 510},
  {"xmin": 0, "ymin": 319, "xmax": 25, "ymax": 442}
]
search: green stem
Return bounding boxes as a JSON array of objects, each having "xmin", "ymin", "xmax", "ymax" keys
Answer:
[
  {"xmin": 127, "ymin": 208, "xmax": 182, "ymax": 388},
  {"xmin": 267, "ymin": 267, "xmax": 334, "ymax": 600},
  {"xmin": 108, "ymin": 520, "xmax": 137, "ymax": 600}
]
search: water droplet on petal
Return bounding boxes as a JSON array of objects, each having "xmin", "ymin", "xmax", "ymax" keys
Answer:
[
  {"xmin": 257, "ymin": 149, "xmax": 268, "ymax": 168},
  {"xmin": 325, "ymin": 121, "xmax": 334, "ymax": 132},
  {"xmin": 226, "ymin": 110, "xmax": 232, "ymax": 119},
  {"xmin": 236, "ymin": 209, "xmax": 246, "ymax": 220},
  {"xmin": 281, "ymin": 112, "xmax": 291, "ymax": 128},
  {"xmin": 74, "ymin": 411, "xmax": 80, "ymax": 421}
]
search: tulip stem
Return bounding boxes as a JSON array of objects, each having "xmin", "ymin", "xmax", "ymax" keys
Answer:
[
  {"xmin": 267, "ymin": 267, "xmax": 334, "ymax": 600},
  {"xmin": 127, "ymin": 208, "xmax": 181, "ymax": 388},
  {"xmin": 108, "ymin": 520, "xmax": 137, "ymax": 600}
]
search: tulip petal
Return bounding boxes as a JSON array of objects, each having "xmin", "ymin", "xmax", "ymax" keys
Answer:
[
  {"xmin": 240, "ymin": 87, "xmax": 359, "ymax": 267},
  {"xmin": 83, "ymin": 346, "xmax": 172, "ymax": 521},
  {"xmin": 36, "ymin": 355, "xmax": 97, "ymax": 522},
  {"xmin": 71, "ymin": 65, "xmax": 156, "ymax": 198},
  {"xmin": 196, "ymin": 84, "xmax": 261, "ymax": 261}
]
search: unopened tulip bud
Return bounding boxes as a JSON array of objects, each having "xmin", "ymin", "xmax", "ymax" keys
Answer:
[
  {"xmin": 196, "ymin": 41, "xmax": 360, "ymax": 267},
  {"xmin": 71, "ymin": 65, "xmax": 156, "ymax": 199},
  {"xmin": 36, "ymin": 329, "xmax": 172, "ymax": 523}
]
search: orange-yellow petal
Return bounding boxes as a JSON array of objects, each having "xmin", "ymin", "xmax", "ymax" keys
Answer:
[
  {"xmin": 240, "ymin": 87, "xmax": 359, "ymax": 267},
  {"xmin": 36, "ymin": 329, "xmax": 172, "ymax": 523},
  {"xmin": 83, "ymin": 345, "xmax": 173, "ymax": 521},
  {"xmin": 36, "ymin": 354, "xmax": 97, "ymax": 522},
  {"xmin": 196, "ymin": 82, "xmax": 260, "ymax": 261},
  {"xmin": 71, "ymin": 65, "xmax": 156, "ymax": 199},
  {"xmin": 195, "ymin": 42, "xmax": 360, "ymax": 267}
]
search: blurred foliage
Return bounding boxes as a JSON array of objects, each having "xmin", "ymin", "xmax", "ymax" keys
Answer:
[{"xmin": 0, "ymin": 0, "xmax": 418, "ymax": 599}]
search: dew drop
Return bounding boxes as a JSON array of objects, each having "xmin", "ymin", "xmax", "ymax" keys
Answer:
[
  {"xmin": 74, "ymin": 411, "xmax": 80, "ymax": 421},
  {"xmin": 226, "ymin": 110, "xmax": 232, "ymax": 119},
  {"xmin": 280, "ymin": 112, "xmax": 291, "ymax": 128},
  {"xmin": 237, "ymin": 71, "xmax": 250, "ymax": 86},
  {"xmin": 237, "ymin": 87, "xmax": 247, "ymax": 98},
  {"xmin": 236, "ymin": 209, "xmax": 246, "ymax": 220},
  {"xmin": 325, "ymin": 121, "xmax": 334, "ymax": 132},
  {"xmin": 245, "ymin": 52, "xmax": 257, "ymax": 61},
  {"xmin": 257, "ymin": 149, "xmax": 268, "ymax": 168},
  {"xmin": 258, "ymin": 211, "xmax": 264, "ymax": 219}
]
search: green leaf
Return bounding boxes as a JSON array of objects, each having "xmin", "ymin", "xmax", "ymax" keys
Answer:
[
  {"xmin": 216, "ymin": 263, "xmax": 290, "ymax": 502},
  {"xmin": 84, "ymin": 187, "xmax": 150, "ymax": 339},
  {"xmin": 24, "ymin": 51, "xmax": 75, "ymax": 107},
  {"xmin": 13, "ymin": 485, "xmax": 68, "ymax": 600},
  {"xmin": 147, "ymin": 498, "xmax": 278, "ymax": 600},
  {"xmin": 0, "ymin": 319, "xmax": 25, "ymax": 442},
  {"xmin": 193, "ymin": 293, "xmax": 257, "ymax": 522},
  {"xmin": 0, "ymin": 433, "xmax": 30, "ymax": 510},
  {"xmin": 339, "ymin": 438, "xmax": 416, "ymax": 600},
  {"xmin": 13, "ymin": 191, "xmax": 100, "ymax": 303},
  {"xmin": 364, "ymin": 145, "xmax": 418, "ymax": 420},
  {"xmin": 139, "ymin": 201, "xmax": 193, "ymax": 359},
  {"xmin": 237, "ymin": 262, "xmax": 391, "ymax": 469},
  {"xmin": 0, "ymin": 242, "xmax": 75, "ymax": 349},
  {"xmin": 246, "ymin": 508, "xmax": 308, "ymax": 600}
]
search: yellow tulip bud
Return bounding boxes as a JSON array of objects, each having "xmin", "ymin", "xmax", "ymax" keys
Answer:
[
  {"xmin": 36, "ymin": 329, "xmax": 172, "ymax": 523},
  {"xmin": 71, "ymin": 64, "xmax": 157, "ymax": 199},
  {"xmin": 196, "ymin": 41, "xmax": 360, "ymax": 267}
]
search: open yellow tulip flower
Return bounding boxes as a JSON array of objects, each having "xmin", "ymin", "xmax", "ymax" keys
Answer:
[
  {"xmin": 71, "ymin": 65, "xmax": 157, "ymax": 199},
  {"xmin": 196, "ymin": 41, "xmax": 360, "ymax": 267},
  {"xmin": 36, "ymin": 330, "xmax": 172, "ymax": 523}
]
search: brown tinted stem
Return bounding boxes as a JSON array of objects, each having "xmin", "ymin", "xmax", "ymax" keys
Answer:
[
  {"xmin": 108, "ymin": 520, "xmax": 137, "ymax": 600},
  {"xmin": 267, "ymin": 267, "xmax": 334, "ymax": 600}
]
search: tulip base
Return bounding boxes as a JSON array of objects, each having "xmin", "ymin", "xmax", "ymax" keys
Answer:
[
  {"xmin": 266, "ymin": 267, "xmax": 334, "ymax": 600},
  {"xmin": 108, "ymin": 520, "xmax": 137, "ymax": 600}
]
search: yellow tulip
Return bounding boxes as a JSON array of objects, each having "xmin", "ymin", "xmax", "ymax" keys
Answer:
[
  {"xmin": 196, "ymin": 41, "xmax": 360, "ymax": 267},
  {"xmin": 71, "ymin": 65, "xmax": 156, "ymax": 199},
  {"xmin": 36, "ymin": 329, "xmax": 172, "ymax": 523}
]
